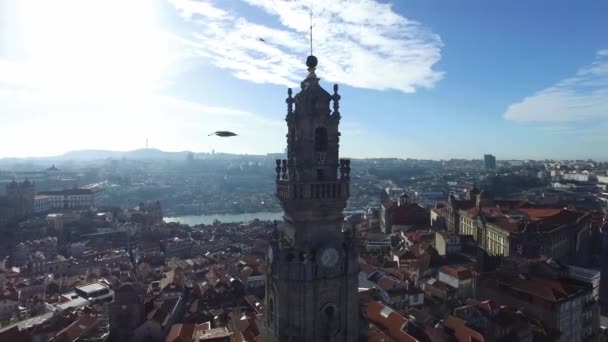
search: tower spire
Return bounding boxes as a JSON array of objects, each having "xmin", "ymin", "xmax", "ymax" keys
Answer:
[{"xmin": 309, "ymin": 1, "xmax": 313, "ymax": 56}]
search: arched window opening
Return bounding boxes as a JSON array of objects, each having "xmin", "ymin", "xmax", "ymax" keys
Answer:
[
  {"xmin": 269, "ymin": 298, "xmax": 275, "ymax": 322},
  {"xmin": 314, "ymin": 127, "xmax": 328, "ymax": 152},
  {"xmin": 325, "ymin": 305, "xmax": 335, "ymax": 317}
]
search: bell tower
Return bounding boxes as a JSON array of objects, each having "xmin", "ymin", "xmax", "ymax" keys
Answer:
[{"xmin": 266, "ymin": 55, "xmax": 360, "ymax": 341}]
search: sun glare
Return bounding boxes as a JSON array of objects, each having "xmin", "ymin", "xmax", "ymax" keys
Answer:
[{"xmin": 14, "ymin": 0, "xmax": 172, "ymax": 98}]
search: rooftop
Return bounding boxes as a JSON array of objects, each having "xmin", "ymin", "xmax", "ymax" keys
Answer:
[
  {"xmin": 439, "ymin": 265, "xmax": 475, "ymax": 280},
  {"xmin": 366, "ymin": 301, "xmax": 417, "ymax": 342},
  {"xmin": 489, "ymin": 270, "xmax": 586, "ymax": 303},
  {"xmin": 75, "ymin": 282, "xmax": 107, "ymax": 295}
]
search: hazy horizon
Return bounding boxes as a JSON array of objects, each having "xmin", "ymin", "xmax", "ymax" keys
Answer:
[{"xmin": 1, "ymin": 147, "xmax": 606, "ymax": 162}]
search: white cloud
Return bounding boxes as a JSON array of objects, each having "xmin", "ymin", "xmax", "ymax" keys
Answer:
[
  {"xmin": 0, "ymin": 1, "xmax": 284, "ymax": 157},
  {"xmin": 504, "ymin": 50, "xmax": 608, "ymax": 122},
  {"xmin": 168, "ymin": 0, "xmax": 443, "ymax": 93}
]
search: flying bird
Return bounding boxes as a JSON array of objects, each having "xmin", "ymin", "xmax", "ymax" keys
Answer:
[
  {"xmin": 209, "ymin": 131, "xmax": 238, "ymax": 137},
  {"xmin": 258, "ymin": 37, "xmax": 266, "ymax": 42}
]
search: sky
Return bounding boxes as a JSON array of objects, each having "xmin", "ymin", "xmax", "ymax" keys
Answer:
[{"xmin": 0, "ymin": 0, "xmax": 607, "ymax": 160}]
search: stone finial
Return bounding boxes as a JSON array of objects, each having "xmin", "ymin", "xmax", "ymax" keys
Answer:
[
  {"xmin": 286, "ymin": 88, "xmax": 294, "ymax": 115},
  {"xmin": 339, "ymin": 159, "xmax": 351, "ymax": 181},
  {"xmin": 281, "ymin": 160, "xmax": 287, "ymax": 179},
  {"xmin": 306, "ymin": 55, "xmax": 318, "ymax": 68},
  {"xmin": 305, "ymin": 55, "xmax": 318, "ymax": 79},
  {"xmin": 275, "ymin": 160, "xmax": 281, "ymax": 180},
  {"xmin": 332, "ymin": 84, "xmax": 341, "ymax": 116}
]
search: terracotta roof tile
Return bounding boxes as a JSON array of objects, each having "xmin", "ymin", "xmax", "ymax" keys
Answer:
[
  {"xmin": 444, "ymin": 315, "xmax": 485, "ymax": 342},
  {"xmin": 377, "ymin": 276, "xmax": 400, "ymax": 291},
  {"xmin": 391, "ymin": 204, "xmax": 429, "ymax": 226},
  {"xmin": 366, "ymin": 301, "xmax": 418, "ymax": 342},
  {"xmin": 166, "ymin": 323, "xmax": 196, "ymax": 342},
  {"xmin": 439, "ymin": 265, "xmax": 475, "ymax": 280},
  {"xmin": 492, "ymin": 271, "xmax": 579, "ymax": 303}
]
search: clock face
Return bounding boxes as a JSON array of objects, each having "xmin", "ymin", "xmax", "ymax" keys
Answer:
[
  {"xmin": 267, "ymin": 246, "xmax": 273, "ymax": 264},
  {"xmin": 319, "ymin": 247, "xmax": 339, "ymax": 268}
]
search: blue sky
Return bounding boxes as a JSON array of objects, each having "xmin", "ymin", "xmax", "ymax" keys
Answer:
[{"xmin": 1, "ymin": 0, "xmax": 607, "ymax": 160}]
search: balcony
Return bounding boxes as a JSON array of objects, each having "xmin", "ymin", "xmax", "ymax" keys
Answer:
[{"xmin": 276, "ymin": 180, "xmax": 349, "ymax": 200}]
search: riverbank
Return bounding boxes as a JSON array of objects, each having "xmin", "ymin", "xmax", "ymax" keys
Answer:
[{"xmin": 164, "ymin": 211, "xmax": 283, "ymax": 225}]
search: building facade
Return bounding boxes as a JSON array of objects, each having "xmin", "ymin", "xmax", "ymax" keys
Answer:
[
  {"xmin": 460, "ymin": 204, "xmax": 591, "ymax": 262},
  {"xmin": 448, "ymin": 189, "xmax": 591, "ymax": 263},
  {"xmin": 484, "ymin": 154, "xmax": 496, "ymax": 170},
  {"xmin": 379, "ymin": 193, "xmax": 429, "ymax": 234},
  {"xmin": 479, "ymin": 258, "xmax": 600, "ymax": 341},
  {"xmin": 37, "ymin": 187, "xmax": 103, "ymax": 210},
  {"xmin": 265, "ymin": 55, "xmax": 360, "ymax": 341}
]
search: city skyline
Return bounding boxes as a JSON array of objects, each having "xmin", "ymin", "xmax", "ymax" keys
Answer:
[{"xmin": 1, "ymin": 0, "xmax": 607, "ymax": 160}]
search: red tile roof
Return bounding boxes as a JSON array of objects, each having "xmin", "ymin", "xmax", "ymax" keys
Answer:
[
  {"xmin": 444, "ymin": 315, "xmax": 485, "ymax": 342},
  {"xmin": 466, "ymin": 299, "xmax": 500, "ymax": 314},
  {"xmin": 53, "ymin": 315, "xmax": 99, "ymax": 342},
  {"xmin": 391, "ymin": 204, "xmax": 429, "ymax": 226},
  {"xmin": 369, "ymin": 324, "xmax": 394, "ymax": 341},
  {"xmin": 377, "ymin": 276, "xmax": 400, "ymax": 291},
  {"xmin": 387, "ymin": 269, "xmax": 411, "ymax": 282},
  {"xmin": 487, "ymin": 215, "xmax": 522, "ymax": 233},
  {"xmin": 366, "ymin": 301, "xmax": 418, "ymax": 342},
  {"xmin": 533, "ymin": 209, "xmax": 586, "ymax": 226},
  {"xmin": 463, "ymin": 203, "xmax": 587, "ymax": 233},
  {"xmin": 449, "ymin": 198, "xmax": 475, "ymax": 211},
  {"xmin": 439, "ymin": 265, "xmax": 475, "ymax": 280},
  {"xmin": 493, "ymin": 271, "xmax": 579, "ymax": 303},
  {"xmin": 166, "ymin": 323, "xmax": 196, "ymax": 342}
]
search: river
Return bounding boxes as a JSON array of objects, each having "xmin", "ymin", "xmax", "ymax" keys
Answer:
[{"xmin": 164, "ymin": 211, "xmax": 284, "ymax": 225}]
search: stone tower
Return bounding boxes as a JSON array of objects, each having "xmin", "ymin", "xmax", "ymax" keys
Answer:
[
  {"xmin": 109, "ymin": 283, "xmax": 145, "ymax": 341},
  {"xmin": 6, "ymin": 180, "xmax": 35, "ymax": 218},
  {"xmin": 266, "ymin": 55, "xmax": 360, "ymax": 341},
  {"xmin": 600, "ymin": 214, "xmax": 608, "ymax": 315}
]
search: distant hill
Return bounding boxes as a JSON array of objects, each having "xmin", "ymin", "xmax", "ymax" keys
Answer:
[
  {"xmin": 0, "ymin": 149, "xmax": 277, "ymax": 163},
  {"xmin": 58, "ymin": 148, "xmax": 194, "ymax": 161}
]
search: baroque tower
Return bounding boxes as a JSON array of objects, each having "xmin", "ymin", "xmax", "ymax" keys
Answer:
[{"xmin": 266, "ymin": 55, "xmax": 360, "ymax": 341}]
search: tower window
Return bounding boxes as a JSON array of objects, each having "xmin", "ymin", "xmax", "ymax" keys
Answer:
[
  {"xmin": 314, "ymin": 127, "xmax": 328, "ymax": 152},
  {"xmin": 317, "ymin": 169, "xmax": 325, "ymax": 181}
]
